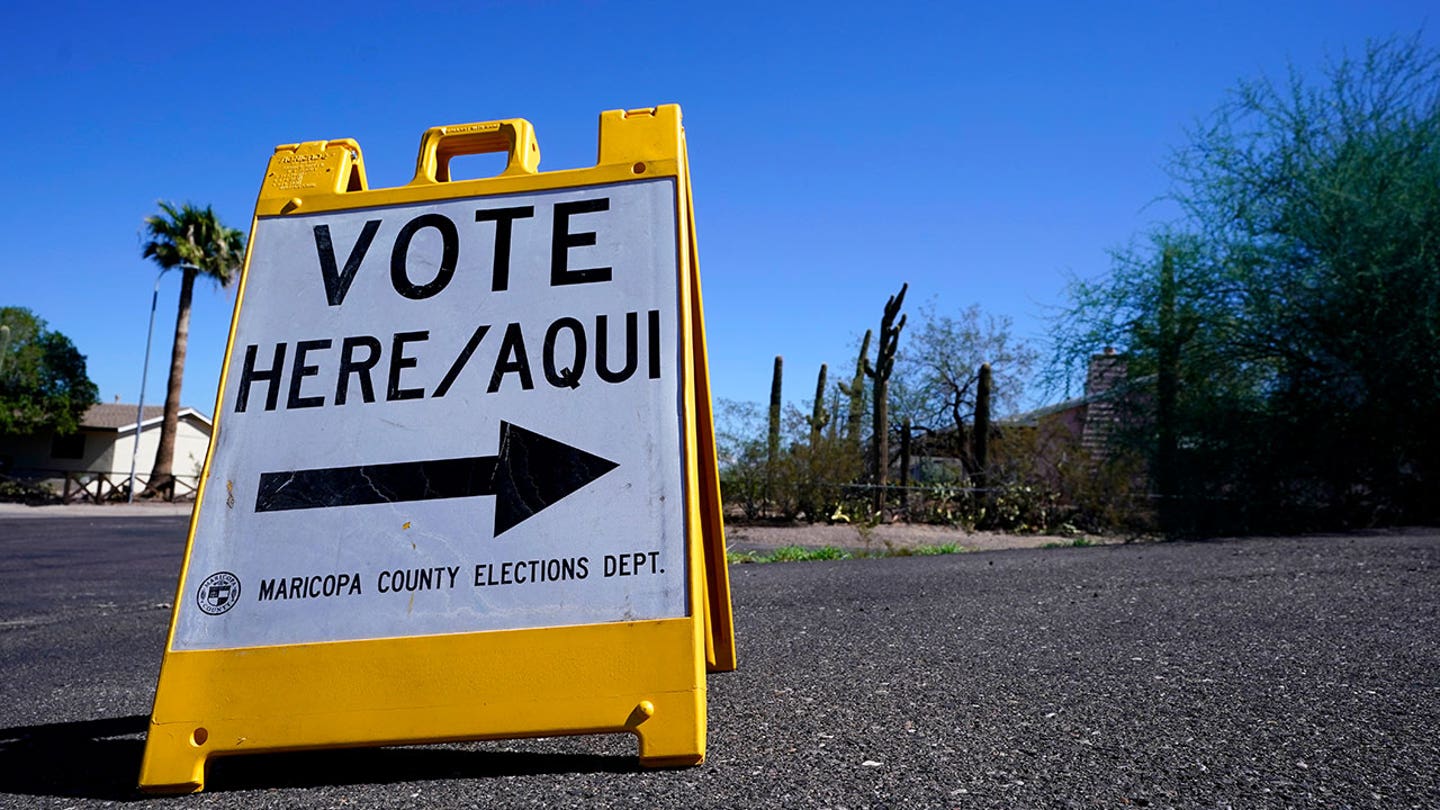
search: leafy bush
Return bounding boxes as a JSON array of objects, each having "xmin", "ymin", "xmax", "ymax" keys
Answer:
[{"xmin": 0, "ymin": 476, "xmax": 58, "ymax": 505}]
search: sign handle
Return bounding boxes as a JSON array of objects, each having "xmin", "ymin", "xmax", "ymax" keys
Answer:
[{"xmin": 412, "ymin": 119, "xmax": 541, "ymax": 183}]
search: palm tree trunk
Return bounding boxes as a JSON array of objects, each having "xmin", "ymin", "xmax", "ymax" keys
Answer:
[{"xmin": 149, "ymin": 267, "xmax": 196, "ymax": 501}]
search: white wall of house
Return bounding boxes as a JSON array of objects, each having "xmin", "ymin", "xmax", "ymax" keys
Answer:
[{"xmin": 114, "ymin": 418, "xmax": 213, "ymax": 481}]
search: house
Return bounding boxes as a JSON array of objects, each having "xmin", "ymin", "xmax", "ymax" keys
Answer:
[
  {"xmin": 1006, "ymin": 350, "xmax": 1129, "ymax": 449},
  {"xmin": 0, "ymin": 403, "xmax": 213, "ymax": 501},
  {"xmin": 998, "ymin": 349, "xmax": 1146, "ymax": 486}
]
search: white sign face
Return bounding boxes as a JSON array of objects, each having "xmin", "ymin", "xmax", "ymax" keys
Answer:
[{"xmin": 172, "ymin": 179, "xmax": 686, "ymax": 651}]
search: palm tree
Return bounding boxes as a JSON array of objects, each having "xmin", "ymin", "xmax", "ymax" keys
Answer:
[{"xmin": 141, "ymin": 202, "xmax": 245, "ymax": 500}]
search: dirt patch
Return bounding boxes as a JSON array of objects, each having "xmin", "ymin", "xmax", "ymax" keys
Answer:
[{"xmin": 724, "ymin": 522, "xmax": 1115, "ymax": 554}]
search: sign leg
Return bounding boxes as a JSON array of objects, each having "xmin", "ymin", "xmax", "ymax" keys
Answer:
[
  {"xmin": 138, "ymin": 720, "xmax": 207, "ymax": 793},
  {"xmin": 631, "ymin": 691, "xmax": 706, "ymax": 767}
]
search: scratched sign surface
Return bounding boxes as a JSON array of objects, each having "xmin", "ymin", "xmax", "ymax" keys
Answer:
[{"xmin": 172, "ymin": 178, "xmax": 686, "ymax": 650}]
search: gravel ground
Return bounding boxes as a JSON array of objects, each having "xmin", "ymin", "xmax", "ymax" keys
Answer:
[{"xmin": 726, "ymin": 522, "xmax": 1112, "ymax": 554}]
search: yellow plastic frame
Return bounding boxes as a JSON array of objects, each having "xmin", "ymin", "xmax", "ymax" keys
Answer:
[{"xmin": 139, "ymin": 105, "xmax": 735, "ymax": 793}]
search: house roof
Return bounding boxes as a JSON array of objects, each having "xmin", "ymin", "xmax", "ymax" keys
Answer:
[
  {"xmin": 1001, "ymin": 395, "xmax": 1091, "ymax": 428},
  {"xmin": 81, "ymin": 403, "xmax": 213, "ymax": 432},
  {"xmin": 1001, "ymin": 373, "xmax": 1156, "ymax": 428}
]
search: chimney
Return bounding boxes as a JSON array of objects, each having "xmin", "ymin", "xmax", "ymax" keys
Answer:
[{"xmin": 1085, "ymin": 348, "xmax": 1126, "ymax": 397}]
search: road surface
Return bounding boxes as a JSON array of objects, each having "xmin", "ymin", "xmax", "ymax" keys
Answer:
[{"xmin": 0, "ymin": 511, "xmax": 1436, "ymax": 808}]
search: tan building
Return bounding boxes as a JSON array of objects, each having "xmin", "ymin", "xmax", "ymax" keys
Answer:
[{"xmin": 0, "ymin": 403, "xmax": 213, "ymax": 500}]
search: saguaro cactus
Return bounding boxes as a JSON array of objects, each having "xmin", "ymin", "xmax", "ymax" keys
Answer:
[
  {"xmin": 766, "ymin": 355, "xmax": 783, "ymax": 510},
  {"xmin": 900, "ymin": 417, "xmax": 912, "ymax": 490},
  {"xmin": 799, "ymin": 363, "xmax": 830, "ymax": 521},
  {"xmin": 865, "ymin": 283, "xmax": 907, "ymax": 514},
  {"xmin": 1157, "ymin": 247, "xmax": 1179, "ymax": 530},
  {"xmin": 807, "ymin": 364, "xmax": 829, "ymax": 448},
  {"xmin": 973, "ymin": 362, "xmax": 992, "ymax": 489},
  {"xmin": 836, "ymin": 330, "xmax": 872, "ymax": 446},
  {"xmin": 826, "ymin": 389, "xmax": 842, "ymax": 441}
]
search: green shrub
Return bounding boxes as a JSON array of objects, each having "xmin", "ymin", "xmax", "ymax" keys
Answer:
[
  {"xmin": 0, "ymin": 476, "xmax": 58, "ymax": 505},
  {"xmin": 913, "ymin": 542, "xmax": 966, "ymax": 555}
]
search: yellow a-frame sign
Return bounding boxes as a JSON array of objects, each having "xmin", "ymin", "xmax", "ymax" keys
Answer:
[{"xmin": 140, "ymin": 105, "xmax": 735, "ymax": 793}]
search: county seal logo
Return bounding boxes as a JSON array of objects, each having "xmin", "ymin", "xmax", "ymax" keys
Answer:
[{"xmin": 196, "ymin": 572, "xmax": 241, "ymax": 616}]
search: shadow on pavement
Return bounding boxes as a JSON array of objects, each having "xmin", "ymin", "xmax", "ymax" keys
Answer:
[
  {"xmin": 208, "ymin": 745, "xmax": 635, "ymax": 791},
  {"xmin": 0, "ymin": 715, "xmax": 149, "ymax": 801},
  {"xmin": 0, "ymin": 715, "xmax": 635, "ymax": 801}
]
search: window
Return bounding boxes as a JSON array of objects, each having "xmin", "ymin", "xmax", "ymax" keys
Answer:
[{"xmin": 51, "ymin": 433, "xmax": 85, "ymax": 460}]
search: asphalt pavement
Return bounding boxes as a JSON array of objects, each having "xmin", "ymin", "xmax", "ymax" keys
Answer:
[{"xmin": 0, "ymin": 512, "xmax": 1436, "ymax": 809}]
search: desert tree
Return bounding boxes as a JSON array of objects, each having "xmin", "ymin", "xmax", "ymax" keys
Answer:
[
  {"xmin": 1051, "ymin": 35, "xmax": 1440, "ymax": 529},
  {"xmin": 894, "ymin": 301, "xmax": 1038, "ymax": 476}
]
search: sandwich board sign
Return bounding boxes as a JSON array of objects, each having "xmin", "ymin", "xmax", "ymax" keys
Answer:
[{"xmin": 140, "ymin": 105, "xmax": 735, "ymax": 793}]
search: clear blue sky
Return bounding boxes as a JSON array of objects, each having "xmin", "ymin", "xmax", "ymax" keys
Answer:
[{"xmin": 1, "ymin": 1, "xmax": 1433, "ymax": 417}]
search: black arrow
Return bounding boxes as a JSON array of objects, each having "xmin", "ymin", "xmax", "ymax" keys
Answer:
[{"xmin": 253, "ymin": 421, "xmax": 619, "ymax": 536}]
